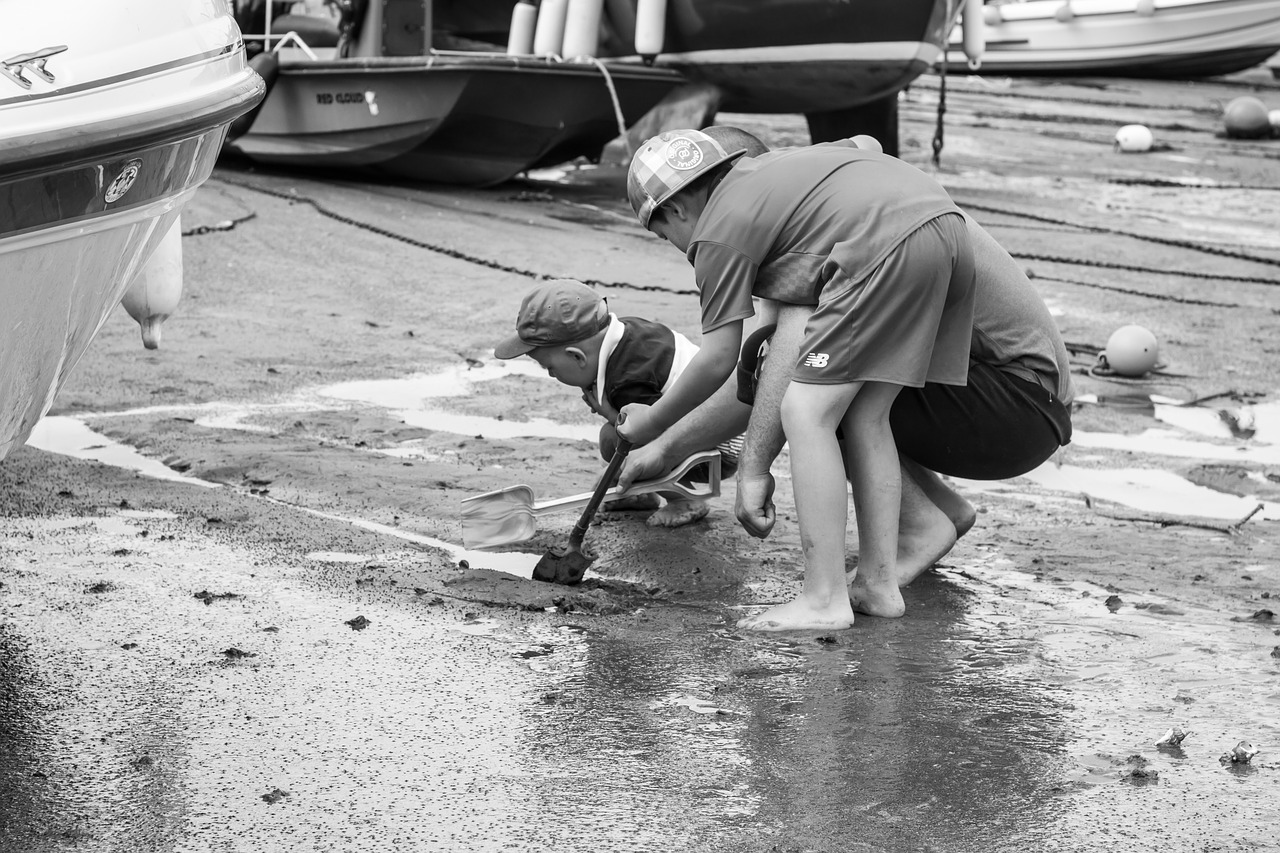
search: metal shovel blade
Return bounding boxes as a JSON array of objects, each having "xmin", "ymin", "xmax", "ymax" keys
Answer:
[{"xmin": 460, "ymin": 450, "xmax": 722, "ymax": 551}]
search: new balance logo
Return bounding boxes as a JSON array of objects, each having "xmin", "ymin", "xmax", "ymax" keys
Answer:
[{"xmin": 803, "ymin": 352, "xmax": 829, "ymax": 368}]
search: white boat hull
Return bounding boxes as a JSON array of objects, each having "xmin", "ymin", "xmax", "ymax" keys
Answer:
[
  {"xmin": 0, "ymin": 0, "xmax": 264, "ymax": 462},
  {"xmin": 945, "ymin": 0, "xmax": 1280, "ymax": 77}
]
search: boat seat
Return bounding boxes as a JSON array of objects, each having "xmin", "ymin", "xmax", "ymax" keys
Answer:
[{"xmin": 269, "ymin": 13, "xmax": 342, "ymax": 48}]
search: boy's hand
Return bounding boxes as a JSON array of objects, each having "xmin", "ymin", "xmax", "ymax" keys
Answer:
[
  {"xmin": 616, "ymin": 403, "xmax": 658, "ymax": 445},
  {"xmin": 735, "ymin": 471, "xmax": 776, "ymax": 539},
  {"xmin": 582, "ymin": 386, "xmax": 618, "ymax": 422}
]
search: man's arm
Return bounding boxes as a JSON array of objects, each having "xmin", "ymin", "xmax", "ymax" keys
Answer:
[{"xmin": 734, "ymin": 303, "xmax": 809, "ymax": 537}]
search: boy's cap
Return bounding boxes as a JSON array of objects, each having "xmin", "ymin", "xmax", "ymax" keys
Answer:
[
  {"xmin": 494, "ymin": 280, "xmax": 609, "ymax": 359},
  {"xmin": 626, "ymin": 128, "xmax": 747, "ymax": 227}
]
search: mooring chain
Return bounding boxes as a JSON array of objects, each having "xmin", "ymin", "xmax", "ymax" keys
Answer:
[
  {"xmin": 1010, "ymin": 250, "xmax": 1280, "ymax": 286},
  {"xmin": 210, "ymin": 175, "xmax": 686, "ymax": 295},
  {"xmin": 960, "ymin": 200, "xmax": 1280, "ymax": 270},
  {"xmin": 181, "ymin": 212, "xmax": 257, "ymax": 237},
  {"xmin": 1031, "ymin": 273, "xmax": 1246, "ymax": 309}
]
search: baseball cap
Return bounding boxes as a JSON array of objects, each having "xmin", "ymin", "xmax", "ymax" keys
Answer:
[
  {"xmin": 494, "ymin": 280, "xmax": 609, "ymax": 359},
  {"xmin": 626, "ymin": 128, "xmax": 748, "ymax": 227}
]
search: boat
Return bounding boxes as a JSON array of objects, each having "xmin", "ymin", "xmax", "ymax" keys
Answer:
[
  {"xmin": 225, "ymin": 0, "xmax": 954, "ymax": 177},
  {"xmin": 0, "ymin": 0, "xmax": 265, "ymax": 463},
  {"xmin": 226, "ymin": 1, "xmax": 686, "ymax": 185},
  {"xmin": 944, "ymin": 0, "xmax": 1280, "ymax": 78}
]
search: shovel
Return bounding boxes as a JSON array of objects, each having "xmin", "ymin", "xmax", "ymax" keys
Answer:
[
  {"xmin": 460, "ymin": 448, "xmax": 721, "ymax": 550},
  {"xmin": 531, "ymin": 430, "xmax": 635, "ymax": 585}
]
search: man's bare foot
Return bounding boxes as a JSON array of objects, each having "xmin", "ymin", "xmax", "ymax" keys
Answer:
[
  {"xmin": 847, "ymin": 574, "xmax": 906, "ymax": 618},
  {"xmin": 605, "ymin": 492, "xmax": 661, "ymax": 512},
  {"xmin": 738, "ymin": 594, "xmax": 855, "ymax": 632},
  {"xmin": 895, "ymin": 500, "xmax": 958, "ymax": 587},
  {"xmin": 646, "ymin": 497, "xmax": 710, "ymax": 528}
]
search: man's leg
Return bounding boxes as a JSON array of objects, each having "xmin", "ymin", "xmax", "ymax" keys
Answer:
[{"xmin": 738, "ymin": 381, "xmax": 863, "ymax": 631}]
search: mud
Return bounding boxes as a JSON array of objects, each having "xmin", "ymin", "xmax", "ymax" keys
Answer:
[{"xmin": 2, "ymin": 67, "xmax": 1280, "ymax": 851}]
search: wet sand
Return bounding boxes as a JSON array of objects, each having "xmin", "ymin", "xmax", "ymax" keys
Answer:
[{"xmin": 2, "ymin": 67, "xmax": 1280, "ymax": 851}]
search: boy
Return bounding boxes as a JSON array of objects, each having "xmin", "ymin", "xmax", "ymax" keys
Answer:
[
  {"xmin": 617, "ymin": 128, "xmax": 1072, "ymax": 631},
  {"xmin": 495, "ymin": 278, "xmax": 736, "ymax": 528}
]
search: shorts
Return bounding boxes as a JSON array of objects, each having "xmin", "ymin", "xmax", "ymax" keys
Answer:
[
  {"xmin": 793, "ymin": 212, "xmax": 975, "ymax": 387},
  {"xmin": 889, "ymin": 361, "xmax": 1073, "ymax": 480}
]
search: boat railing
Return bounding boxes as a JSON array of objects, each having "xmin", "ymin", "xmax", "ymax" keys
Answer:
[{"xmin": 241, "ymin": 30, "xmax": 323, "ymax": 60}]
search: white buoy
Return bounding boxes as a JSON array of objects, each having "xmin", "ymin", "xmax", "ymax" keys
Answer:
[
  {"xmin": 1114, "ymin": 124, "xmax": 1154, "ymax": 153},
  {"xmin": 1270, "ymin": 109, "xmax": 1280, "ymax": 134},
  {"xmin": 507, "ymin": 1, "xmax": 537, "ymax": 54},
  {"xmin": 561, "ymin": 0, "xmax": 603, "ymax": 59},
  {"xmin": 1135, "ymin": 0, "xmax": 1156, "ymax": 16},
  {"xmin": 533, "ymin": 0, "xmax": 570, "ymax": 56},
  {"xmin": 1055, "ymin": 2, "xmax": 1074, "ymax": 22},
  {"xmin": 982, "ymin": 4, "xmax": 1002, "ymax": 26},
  {"xmin": 961, "ymin": 0, "xmax": 985, "ymax": 68},
  {"xmin": 1101, "ymin": 325, "xmax": 1159, "ymax": 376},
  {"xmin": 121, "ymin": 217, "xmax": 184, "ymax": 350},
  {"xmin": 635, "ymin": 0, "xmax": 667, "ymax": 63}
]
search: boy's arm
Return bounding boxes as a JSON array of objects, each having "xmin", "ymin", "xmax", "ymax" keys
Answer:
[{"xmin": 617, "ymin": 320, "xmax": 743, "ymax": 444}]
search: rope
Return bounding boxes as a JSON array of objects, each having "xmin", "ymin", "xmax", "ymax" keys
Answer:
[{"xmin": 585, "ymin": 55, "xmax": 633, "ymax": 159}]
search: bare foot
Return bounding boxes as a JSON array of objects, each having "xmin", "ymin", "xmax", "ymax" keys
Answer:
[
  {"xmin": 605, "ymin": 492, "xmax": 661, "ymax": 512},
  {"xmin": 646, "ymin": 498, "xmax": 710, "ymax": 528},
  {"xmin": 895, "ymin": 500, "xmax": 958, "ymax": 587},
  {"xmin": 847, "ymin": 574, "xmax": 906, "ymax": 618},
  {"xmin": 738, "ymin": 594, "xmax": 855, "ymax": 632}
]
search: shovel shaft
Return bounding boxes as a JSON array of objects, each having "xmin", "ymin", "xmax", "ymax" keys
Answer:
[{"xmin": 567, "ymin": 435, "xmax": 632, "ymax": 550}]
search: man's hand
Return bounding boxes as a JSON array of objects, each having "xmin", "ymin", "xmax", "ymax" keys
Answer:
[
  {"xmin": 616, "ymin": 403, "xmax": 659, "ymax": 445},
  {"xmin": 616, "ymin": 440, "xmax": 671, "ymax": 491},
  {"xmin": 735, "ymin": 471, "xmax": 776, "ymax": 539}
]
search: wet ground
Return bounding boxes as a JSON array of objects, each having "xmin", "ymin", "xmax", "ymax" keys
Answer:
[{"xmin": 3, "ymin": 65, "xmax": 1280, "ymax": 851}]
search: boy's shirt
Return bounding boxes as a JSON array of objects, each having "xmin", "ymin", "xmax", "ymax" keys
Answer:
[
  {"xmin": 687, "ymin": 145, "xmax": 961, "ymax": 335},
  {"xmin": 586, "ymin": 315, "xmax": 698, "ymax": 416}
]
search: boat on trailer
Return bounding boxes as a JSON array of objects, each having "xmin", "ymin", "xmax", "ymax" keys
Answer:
[
  {"xmin": 226, "ymin": 0, "xmax": 956, "ymax": 176},
  {"xmin": 944, "ymin": 0, "xmax": 1280, "ymax": 78},
  {"xmin": 0, "ymin": 0, "xmax": 264, "ymax": 463},
  {"xmin": 226, "ymin": 0, "xmax": 685, "ymax": 185}
]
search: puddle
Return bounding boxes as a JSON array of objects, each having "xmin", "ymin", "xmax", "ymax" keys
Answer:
[{"xmin": 24, "ymin": 417, "xmax": 219, "ymax": 488}]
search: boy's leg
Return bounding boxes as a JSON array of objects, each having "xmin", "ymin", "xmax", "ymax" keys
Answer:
[
  {"xmin": 738, "ymin": 380, "xmax": 863, "ymax": 632},
  {"xmin": 837, "ymin": 381, "xmax": 909, "ymax": 619}
]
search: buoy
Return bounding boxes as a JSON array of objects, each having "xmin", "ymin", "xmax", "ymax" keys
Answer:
[
  {"xmin": 1270, "ymin": 109, "xmax": 1280, "ymax": 135},
  {"xmin": 1135, "ymin": 0, "xmax": 1156, "ymax": 16},
  {"xmin": 961, "ymin": 0, "xmax": 985, "ymax": 69},
  {"xmin": 506, "ymin": 0, "xmax": 537, "ymax": 55},
  {"xmin": 1223, "ymin": 95, "xmax": 1271, "ymax": 139},
  {"xmin": 849, "ymin": 134, "xmax": 883, "ymax": 153},
  {"xmin": 121, "ymin": 218, "xmax": 184, "ymax": 350},
  {"xmin": 1100, "ymin": 325, "xmax": 1159, "ymax": 377},
  {"xmin": 533, "ymin": 0, "xmax": 570, "ymax": 57},
  {"xmin": 982, "ymin": 4, "xmax": 1002, "ymax": 26},
  {"xmin": 635, "ymin": 0, "xmax": 667, "ymax": 64},
  {"xmin": 1055, "ymin": 2, "xmax": 1074, "ymax": 22},
  {"xmin": 561, "ymin": 0, "xmax": 603, "ymax": 59},
  {"xmin": 1114, "ymin": 124, "xmax": 1153, "ymax": 153}
]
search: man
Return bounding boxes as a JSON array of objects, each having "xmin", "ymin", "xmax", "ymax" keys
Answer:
[{"xmin": 616, "ymin": 126, "xmax": 1073, "ymax": 631}]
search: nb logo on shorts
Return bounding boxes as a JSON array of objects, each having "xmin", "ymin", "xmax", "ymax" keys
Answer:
[{"xmin": 803, "ymin": 352, "xmax": 830, "ymax": 368}]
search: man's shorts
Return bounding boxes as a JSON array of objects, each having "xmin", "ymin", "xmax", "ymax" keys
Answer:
[
  {"xmin": 889, "ymin": 361, "xmax": 1072, "ymax": 481},
  {"xmin": 793, "ymin": 212, "xmax": 976, "ymax": 388}
]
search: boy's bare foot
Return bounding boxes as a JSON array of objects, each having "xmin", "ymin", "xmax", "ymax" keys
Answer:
[
  {"xmin": 847, "ymin": 574, "xmax": 906, "ymax": 618},
  {"xmin": 646, "ymin": 498, "xmax": 710, "ymax": 528},
  {"xmin": 605, "ymin": 492, "xmax": 661, "ymax": 512},
  {"xmin": 738, "ymin": 595, "xmax": 855, "ymax": 632}
]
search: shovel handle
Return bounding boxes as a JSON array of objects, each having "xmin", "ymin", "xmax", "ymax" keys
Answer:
[{"xmin": 567, "ymin": 415, "xmax": 633, "ymax": 550}]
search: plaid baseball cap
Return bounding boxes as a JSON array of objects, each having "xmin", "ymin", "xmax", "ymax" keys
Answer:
[
  {"xmin": 494, "ymin": 280, "xmax": 609, "ymax": 359},
  {"xmin": 626, "ymin": 129, "xmax": 748, "ymax": 227}
]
